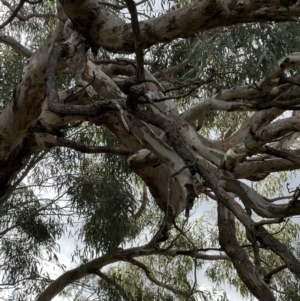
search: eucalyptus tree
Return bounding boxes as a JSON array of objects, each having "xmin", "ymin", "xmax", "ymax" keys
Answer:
[{"xmin": 1, "ymin": 0, "xmax": 300, "ymax": 300}]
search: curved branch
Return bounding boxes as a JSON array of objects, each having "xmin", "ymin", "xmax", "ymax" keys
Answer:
[
  {"xmin": 222, "ymin": 114, "xmax": 300, "ymax": 171},
  {"xmin": 25, "ymin": 0, "xmax": 42, "ymax": 4},
  {"xmin": 0, "ymin": 34, "xmax": 33, "ymax": 57},
  {"xmin": 181, "ymin": 97, "xmax": 256, "ymax": 123},
  {"xmin": 0, "ymin": 0, "xmax": 26, "ymax": 29},
  {"xmin": 255, "ymin": 218, "xmax": 285, "ymax": 226},
  {"xmin": 182, "ymin": 53, "xmax": 300, "ymax": 123},
  {"xmin": 36, "ymin": 241, "xmax": 229, "ymax": 301},
  {"xmin": 224, "ymin": 178, "xmax": 300, "ymax": 218},
  {"xmin": 257, "ymin": 115, "xmax": 300, "ymax": 143},
  {"xmin": 36, "ymin": 254, "xmax": 118, "ymax": 301}
]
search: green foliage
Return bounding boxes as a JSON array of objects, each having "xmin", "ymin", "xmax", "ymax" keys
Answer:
[
  {"xmin": 0, "ymin": 45, "xmax": 25, "ymax": 110},
  {"xmin": 0, "ymin": 187, "xmax": 64, "ymax": 300},
  {"xmin": 68, "ymin": 167, "xmax": 139, "ymax": 254}
]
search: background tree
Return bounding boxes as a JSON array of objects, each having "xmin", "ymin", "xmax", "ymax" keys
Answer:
[{"xmin": 1, "ymin": 0, "xmax": 300, "ymax": 300}]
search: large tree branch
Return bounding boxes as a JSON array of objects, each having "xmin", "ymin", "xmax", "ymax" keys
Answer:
[
  {"xmin": 232, "ymin": 152, "xmax": 300, "ymax": 180},
  {"xmin": 0, "ymin": 23, "xmax": 70, "ymax": 202},
  {"xmin": 36, "ymin": 244, "xmax": 229, "ymax": 301},
  {"xmin": 218, "ymin": 203, "xmax": 276, "ymax": 301},
  {"xmin": 31, "ymin": 132, "xmax": 132, "ymax": 156},
  {"xmin": 59, "ymin": 0, "xmax": 300, "ymax": 53},
  {"xmin": 222, "ymin": 115, "xmax": 300, "ymax": 171},
  {"xmin": 0, "ymin": 22, "xmax": 64, "ymax": 160},
  {"xmin": 224, "ymin": 178, "xmax": 300, "ymax": 218}
]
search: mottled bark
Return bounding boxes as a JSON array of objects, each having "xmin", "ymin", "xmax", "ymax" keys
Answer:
[{"xmin": 2, "ymin": 1, "xmax": 300, "ymax": 300}]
